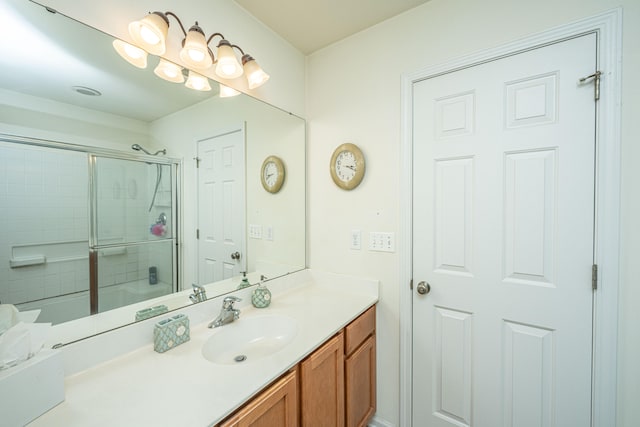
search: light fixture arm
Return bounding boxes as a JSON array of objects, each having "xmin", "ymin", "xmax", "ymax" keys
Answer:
[
  {"xmin": 163, "ymin": 11, "xmax": 188, "ymax": 37},
  {"xmin": 230, "ymin": 44, "xmax": 245, "ymax": 55},
  {"xmin": 207, "ymin": 32, "xmax": 225, "ymax": 46}
]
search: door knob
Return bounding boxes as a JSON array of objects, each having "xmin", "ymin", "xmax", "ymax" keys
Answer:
[
  {"xmin": 416, "ymin": 281, "xmax": 431, "ymax": 295},
  {"xmin": 231, "ymin": 251, "xmax": 241, "ymax": 260}
]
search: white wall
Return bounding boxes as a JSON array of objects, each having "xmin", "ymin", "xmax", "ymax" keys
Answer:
[
  {"xmin": 40, "ymin": 0, "xmax": 306, "ymax": 117},
  {"xmin": 150, "ymin": 94, "xmax": 306, "ymax": 290},
  {"xmin": 306, "ymin": 0, "xmax": 640, "ymax": 425},
  {"xmin": 0, "ymin": 88, "xmax": 150, "ymax": 149}
]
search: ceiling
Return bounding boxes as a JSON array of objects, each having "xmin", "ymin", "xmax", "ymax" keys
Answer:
[{"xmin": 234, "ymin": 0, "xmax": 432, "ymax": 54}]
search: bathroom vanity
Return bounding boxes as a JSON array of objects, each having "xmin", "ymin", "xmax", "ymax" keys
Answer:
[
  {"xmin": 27, "ymin": 270, "xmax": 378, "ymax": 426},
  {"xmin": 219, "ymin": 305, "xmax": 376, "ymax": 426}
]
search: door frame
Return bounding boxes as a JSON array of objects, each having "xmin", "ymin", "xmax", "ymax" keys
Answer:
[{"xmin": 399, "ymin": 9, "xmax": 622, "ymax": 427}]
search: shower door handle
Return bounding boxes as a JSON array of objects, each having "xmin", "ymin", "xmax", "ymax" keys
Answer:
[{"xmin": 231, "ymin": 251, "xmax": 241, "ymax": 260}]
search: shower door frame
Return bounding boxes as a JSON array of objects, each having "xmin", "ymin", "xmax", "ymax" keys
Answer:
[
  {"xmin": 88, "ymin": 152, "xmax": 180, "ymax": 315},
  {"xmin": 0, "ymin": 134, "xmax": 182, "ymax": 318}
]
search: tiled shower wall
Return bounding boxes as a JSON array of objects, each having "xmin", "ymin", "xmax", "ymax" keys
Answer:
[
  {"xmin": 0, "ymin": 142, "xmax": 173, "ymax": 311},
  {"xmin": 0, "ymin": 143, "xmax": 89, "ymax": 305}
]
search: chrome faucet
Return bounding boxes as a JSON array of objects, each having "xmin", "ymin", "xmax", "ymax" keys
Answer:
[
  {"xmin": 209, "ymin": 296, "xmax": 242, "ymax": 328},
  {"xmin": 189, "ymin": 284, "xmax": 207, "ymax": 304}
]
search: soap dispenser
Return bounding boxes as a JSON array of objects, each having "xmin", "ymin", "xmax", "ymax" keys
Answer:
[
  {"xmin": 251, "ymin": 275, "xmax": 271, "ymax": 308},
  {"xmin": 237, "ymin": 271, "xmax": 251, "ymax": 290}
]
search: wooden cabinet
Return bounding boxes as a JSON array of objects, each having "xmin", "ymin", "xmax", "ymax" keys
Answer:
[
  {"xmin": 300, "ymin": 332, "xmax": 345, "ymax": 427},
  {"xmin": 219, "ymin": 370, "xmax": 298, "ymax": 427},
  {"xmin": 218, "ymin": 306, "xmax": 376, "ymax": 427},
  {"xmin": 344, "ymin": 306, "xmax": 376, "ymax": 427}
]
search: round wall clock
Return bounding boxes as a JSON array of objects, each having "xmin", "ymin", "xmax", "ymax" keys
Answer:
[
  {"xmin": 329, "ymin": 143, "xmax": 365, "ymax": 190},
  {"xmin": 261, "ymin": 155, "xmax": 285, "ymax": 193}
]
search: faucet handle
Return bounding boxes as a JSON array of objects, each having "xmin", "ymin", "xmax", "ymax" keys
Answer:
[{"xmin": 222, "ymin": 295, "xmax": 242, "ymax": 309}]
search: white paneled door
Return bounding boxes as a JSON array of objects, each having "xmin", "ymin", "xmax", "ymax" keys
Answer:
[
  {"xmin": 412, "ymin": 34, "xmax": 597, "ymax": 427},
  {"xmin": 197, "ymin": 128, "xmax": 246, "ymax": 284}
]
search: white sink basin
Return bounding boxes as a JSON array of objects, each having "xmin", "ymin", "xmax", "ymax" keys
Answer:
[{"xmin": 202, "ymin": 315, "xmax": 298, "ymax": 365}]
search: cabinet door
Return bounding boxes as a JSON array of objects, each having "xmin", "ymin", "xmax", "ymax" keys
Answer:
[
  {"xmin": 219, "ymin": 370, "xmax": 298, "ymax": 427},
  {"xmin": 345, "ymin": 334, "xmax": 376, "ymax": 427},
  {"xmin": 300, "ymin": 332, "xmax": 345, "ymax": 427}
]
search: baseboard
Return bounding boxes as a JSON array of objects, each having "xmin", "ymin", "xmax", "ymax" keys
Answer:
[{"xmin": 369, "ymin": 414, "xmax": 395, "ymax": 427}]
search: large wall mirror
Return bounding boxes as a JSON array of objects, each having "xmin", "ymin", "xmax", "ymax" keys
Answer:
[{"xmin": 0, "ymin": 0, "xmax": 306, "ymax": 345}]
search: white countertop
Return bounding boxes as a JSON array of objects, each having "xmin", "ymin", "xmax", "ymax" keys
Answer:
[{"xmin": 28, "ymin": 270, "xmax": 378, "ymax": 427}]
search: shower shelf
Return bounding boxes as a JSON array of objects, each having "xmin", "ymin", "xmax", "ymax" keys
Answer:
[{"xmin": 10, "ymin": 255, "xmax": 46, "ymax": 268}]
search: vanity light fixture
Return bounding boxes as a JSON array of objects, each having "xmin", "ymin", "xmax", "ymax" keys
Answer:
[
  {"xmin": 128, "ymin": 12, "xmax": 169, "ymax": 56},
  {"xmin": 242, "ymin": 54, "xmax": 270, "ymax": 89},
  {"xmin": 114, "ymin": 10, "xmax": 270, "ymax": 90},
  {"xmin": 180, "ymin": 23, "xmax": 213, "ymax": 69}
]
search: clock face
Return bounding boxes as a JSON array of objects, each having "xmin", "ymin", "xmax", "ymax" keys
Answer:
[
  {"xmin": 335, "ymin": 151, "xmax": 357, "ymax": 182},
  {"xmin": 263, "ymin": 161, "xmax": 278, "ymax": 187},
  {"xmin": 261, "ymin": 156, "xmax": 285, "ymax": 193},
  {"xmin": 330, "ymin": 143, "xmax": 365, "ymax": 190}
]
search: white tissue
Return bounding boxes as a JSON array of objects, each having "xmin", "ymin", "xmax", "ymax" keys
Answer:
[
  {"xmin": 0, "ymin": 304, "xmax": 19, "ymax": 335},
  {"xmin": 0, "ymin": 304, "xmax": 50, "ymax": 371}
]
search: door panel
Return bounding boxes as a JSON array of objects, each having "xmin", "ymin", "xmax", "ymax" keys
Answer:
[
  {"xmin": 412, "ymin": 33, "xmax": 597, "ymax": 426},
  {"xmin": 197, "ymin": 128, "xmax": 246, "ymax": 284}
]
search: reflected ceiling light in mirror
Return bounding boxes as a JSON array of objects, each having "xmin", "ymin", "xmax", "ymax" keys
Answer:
[
  {"xmin": 219, "ymin": 83, "xmax": 240, "ymax": 98},
  {"xmin": 112, "ymin": 39, "xmax": 148, "ymax": 68},
  {"xmin": 128, "ymin": 12, "xmax": 169, "ymax": 55},
  {"xmin": 119, "ymin": 10, "xmax": 269, "ymax": 89},
  {"xmin": 185, "ymin": 70, "xmax": 211, "ymax": 91},
  {"xmin": 242, "ymin": 54, "xmax": 270, "ymax": 89},
  {"xmin": 154, "ymin": 58, "xmax": 184, "ymax": 83}
]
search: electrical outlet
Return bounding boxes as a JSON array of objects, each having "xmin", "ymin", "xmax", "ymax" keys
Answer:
[
  {"xmin": 351, "ymin": 229, "xmax": 361, "ymax": 250},
  {"xmin": 249, "ymin": 224, "xmax": 262, "ymax": 239},
  {"xmin": 369, "ymin": 232, "xmax": 395, "ymax": 252}
]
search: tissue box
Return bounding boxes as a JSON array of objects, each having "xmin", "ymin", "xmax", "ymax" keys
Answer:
[
  {"xmin": 153, "ymin": 314, "xmax": 190, "ymax": 353},
  {"xmin": 0, "ymin": 348, "xmax": 64, "ymax": 426}
]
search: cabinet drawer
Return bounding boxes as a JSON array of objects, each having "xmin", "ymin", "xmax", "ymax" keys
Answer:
[{"xmin": 345, "ymin": 305, "xmax": 375, "ymax": 356}]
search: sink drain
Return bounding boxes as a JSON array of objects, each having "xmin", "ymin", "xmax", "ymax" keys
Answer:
[{"xmin": 234, "ymin": 354, "xmax": 247, "ymax": 362}]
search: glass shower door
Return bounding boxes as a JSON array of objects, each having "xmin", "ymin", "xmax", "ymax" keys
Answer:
[{"xmin": 90, "ymin": 155, "xmax": 176, "ymax": 314}]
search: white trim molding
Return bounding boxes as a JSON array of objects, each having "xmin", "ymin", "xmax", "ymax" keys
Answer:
[
  {"xmin": 399, "ymin": 9, "xmax": 622, "ymax": 427},
  {"xmin": 369, "ymin": 415, "xmax": 395, "ymax": 427}
]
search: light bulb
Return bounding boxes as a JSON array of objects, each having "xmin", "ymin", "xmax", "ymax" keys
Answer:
[
  {"xmin": 180, "ymin": 25, "xmax": 213, "ymax": 69},
  {"xmin": 128, "ymin": 12, "xmax": 168, "ymax": 56},
  {"xmin": 140, "ymin": 26, "xmax": 160, "ymax": 45},
  {"xmin": 242, "ymin": 55, "xmax": 270, "ymax": 89},
  {"xmin": 215, "ymin": 41, "xmax": 243, "ymax": 79}
]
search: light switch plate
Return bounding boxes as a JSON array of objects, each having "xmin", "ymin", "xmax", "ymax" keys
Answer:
[
  {"xmin": 369, "ymin": 232, "xmax": 395, "ymax": 252},
  {"xmin": 249, "ymin": 224, "xmax": 262, "ymax": 239},
  {"xmin": 351, "ymin": 229, "xmax": 361, "ymax": 250}
]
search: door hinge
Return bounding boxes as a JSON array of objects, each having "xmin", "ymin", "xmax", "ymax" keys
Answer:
[
  {"xmin": 592, "ymin": 264, "xmax": 598, "ymax": 290},
  {"xmin": 579, "ymin": 71, "xmax": 602, "ymax": 101},
  {"xmin": 194, "ymin": 156, "xmax": 201, "ymax": 168},
  {"xmin": 196, "ymin": 229, "xmax": 200, "ymax": 239},
  {"xmin": 410, "ymin": 279, "xmax": 413, "ymax": 290}
]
